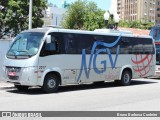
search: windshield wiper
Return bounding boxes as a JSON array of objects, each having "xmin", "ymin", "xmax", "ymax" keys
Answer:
[
  {"xmin": 7, "ymin": 51, "xmax": 17, "ymax": 58},
  {"xmin": 16, "ymin": 50, "xmax": 32, "ymax": 58}
]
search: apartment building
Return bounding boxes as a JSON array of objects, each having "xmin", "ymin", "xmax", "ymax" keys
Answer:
[
  {"xmin": 156, "ymin": 0, "xmax": 160, "ymax": 24},
  {"xmin": 117, "ymin": 0, "xmax": 155, "ymax": 23}
]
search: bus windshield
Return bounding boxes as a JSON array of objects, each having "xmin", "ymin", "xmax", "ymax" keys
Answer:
[
  {"xmin": 7, "ymin": 32, "xmax": 44, "ymax": 59},
  {"xmin": 150, "ymin": 27, "xmax": 160, "ymax": 42}
]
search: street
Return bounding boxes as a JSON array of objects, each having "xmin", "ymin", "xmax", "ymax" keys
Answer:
[{"xmin": 0, "ymin": 78, "xmax": 160, "ymax": 112}]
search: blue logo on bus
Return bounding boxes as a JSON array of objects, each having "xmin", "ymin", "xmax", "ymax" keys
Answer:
[{"xmin": 77, "ymin": 35, "xmax": 122, "ymax": 81}]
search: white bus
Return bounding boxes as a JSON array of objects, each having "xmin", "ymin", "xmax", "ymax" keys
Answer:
[{"xmin": 2, "ymin": 27, "xmax": 156, "ymax": 93}]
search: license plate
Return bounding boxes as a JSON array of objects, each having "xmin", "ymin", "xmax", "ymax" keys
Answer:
[{"xmin": 8, "ymin": 72, "xmax": 17, "ymax": 76}]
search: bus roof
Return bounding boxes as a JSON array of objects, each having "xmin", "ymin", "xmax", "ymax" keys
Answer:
[
  {"xmin": 94, "ymin": 29, "xmax": 133, "ymax": 34},
  {"xmin": 22, "ymin": 27, "xmax": 152, "ymax": 39},
  {"xmin": 21, "ymin": 28, "xmax": 51, "ymax": 33}
]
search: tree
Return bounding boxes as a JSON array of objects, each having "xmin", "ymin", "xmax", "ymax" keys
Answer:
[
  {"xmin": 118, "ymin": 20, "xmax": 154, "ymax": 30},
  {"xmin": 61, "ymin": 0, "xmax": 105, "ymax": 30},
  {"xmin": 83, "ymin": 1, "xmax": 105, "ymax": 30},
  {"xmin": 61, "ymin": 0, "xmax": 86, "ymax": 29},
  {"xmin": 0, "ymin": 0, "xmax": 47, "ymax": 38}
]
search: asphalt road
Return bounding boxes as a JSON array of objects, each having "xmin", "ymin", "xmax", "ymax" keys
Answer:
[{"xmin": 0, "ymin": 78, "xmax": 160, "ymax": 112}]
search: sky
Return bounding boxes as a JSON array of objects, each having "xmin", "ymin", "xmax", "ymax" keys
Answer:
[{"xmin": 48, "ymin": 0, "xmax": 111, "ymax": 11}]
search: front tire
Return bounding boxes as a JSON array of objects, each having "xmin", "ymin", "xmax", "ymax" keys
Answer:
[
  {"xmin": 14, "ymin": 85, "xmax": 29, "ymax": 91},
  {"xmin": 120, "ymin": 70, "xmax": 131, "ymax": 86},
  {"xmin": 42, "ymin": 74, "xmax": 59, "ymax": 93}
]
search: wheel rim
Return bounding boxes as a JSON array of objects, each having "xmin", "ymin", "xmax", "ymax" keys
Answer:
[
  {"xmin": 124, "ymin": 73, "xmax": 130, "ymax": 83},
  {"xmin": 47, "ymin": 79, "xmax": 56, "ymax": 89}
]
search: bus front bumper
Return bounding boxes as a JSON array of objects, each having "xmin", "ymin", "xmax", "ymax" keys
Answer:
[{"xmin": 3, "ymin": 66, "xmax": 38, "ymax": 86}]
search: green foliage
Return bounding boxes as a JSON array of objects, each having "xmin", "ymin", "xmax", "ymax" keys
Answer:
[
  {"xmin": 118, "ymin": 20, "xmax": 154, "ymax": 30},
  {"xmin": 62, "ymin": 0, "xmax": 86, "ymax": 29},
  {"xmin": 61, "ymin": 0, "xmax": 105, "ymax": 31},
  {"xmin": 0, "ymin": 0, "xmax": 47, "ymax": 38}
]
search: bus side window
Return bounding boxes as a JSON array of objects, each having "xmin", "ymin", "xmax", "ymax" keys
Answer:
[
  {"xmin": 40, "ymin": 34, "xmax": 59, "ymax": 56},
  {"xmin": 64, "ymin": 34, "xmax": 77, "ymax": 54},
  {"xmin": 120, "ymin": 37, "xmax": 130, "ymax": 54},
  {"xmin": 93, "ymin": 35, "xmax": 104, "ymax": 52},
  {"xmin": 45, "ymin": 36, "xmax": 56, "ymax": 51},
  {"xmin": 76, "ymin": 34, "xmax": 93, "ymax": 54},
  {"xmin": 104, "ymin": 35, "xmax": 120, "ymax": 54}
]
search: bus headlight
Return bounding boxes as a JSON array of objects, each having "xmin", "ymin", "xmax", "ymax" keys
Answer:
[{"xmin": 22, "ymin": 67, "xmax": 38, "ymax": 81}]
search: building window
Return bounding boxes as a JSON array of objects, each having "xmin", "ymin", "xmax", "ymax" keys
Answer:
[{"xmin": 157, "ymin": 14, "xmax": 160, "ymax": 17}]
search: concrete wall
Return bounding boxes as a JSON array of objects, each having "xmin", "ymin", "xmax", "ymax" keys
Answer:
[{"xmin": 0, "ymin": 40, "xmax": 12, "ymax": 80}]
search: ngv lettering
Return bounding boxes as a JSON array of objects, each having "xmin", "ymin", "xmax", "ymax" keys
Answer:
[{"xmin": 77, "ymin": 35, "xmax": 121, "ymax": 81}]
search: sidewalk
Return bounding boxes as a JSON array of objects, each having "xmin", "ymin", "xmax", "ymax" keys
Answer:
[{"xmin": 0, "ymin": 81, "xmax": 14, "ymax": 88}]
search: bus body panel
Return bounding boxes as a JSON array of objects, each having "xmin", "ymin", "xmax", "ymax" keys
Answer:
[
  {"xmin": 37, "ymin": 66, "xmax": 63, "ymax": 86},
  {"xmin": 37, "ymin": 54, "xmax": 155, "ymax": 86},
  {"xmin": 2, "ymin": 55, "xmax": 39, "ymax": 86}
]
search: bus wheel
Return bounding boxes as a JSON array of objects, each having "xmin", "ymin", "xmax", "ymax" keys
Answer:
[
  {"xmin": 14, "ymin": 85, "xmax": 29, "ymax": 91},
  {"xmin": 42, "ymin": 74, "xmax": 59, "ymax": 93},
  {"xmin": 120, "ymin": 70, "xmax": 131, "ymax": 86}
]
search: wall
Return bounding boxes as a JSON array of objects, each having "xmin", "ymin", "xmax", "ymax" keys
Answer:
[{"xmin": 0, "ymin": 40, "xmax": 12, "ymax": 81}]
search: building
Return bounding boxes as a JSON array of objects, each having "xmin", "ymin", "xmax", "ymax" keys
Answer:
[
  {"xmin": 117, "ymin": 0, "xmax": 156, "ymax": 23},
  {"xmin": 110, "ymin": 0, "xmax": 117, "ymax": 13},
  {"xmin": 156, "ymin": 0, "xmax": 160, "ymax": 24},
  {"xmin": 43, "ymin": 4, "xmax": 67, "ymax": 27}
]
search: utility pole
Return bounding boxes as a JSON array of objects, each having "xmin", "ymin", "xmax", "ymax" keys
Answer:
[{"xmin": 29, "ymin": 0, "xmax": 32, "ymax": 29}]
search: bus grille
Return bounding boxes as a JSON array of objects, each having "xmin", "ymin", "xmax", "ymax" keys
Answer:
[{"xmin": 6, "ymin": 66, "xmax": 21, "ymax": 80}]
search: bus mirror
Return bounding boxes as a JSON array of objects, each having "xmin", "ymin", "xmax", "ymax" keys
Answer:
[{"xmin": 46, "ymin": 35, "xmax": 51, "ymax": 44}]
